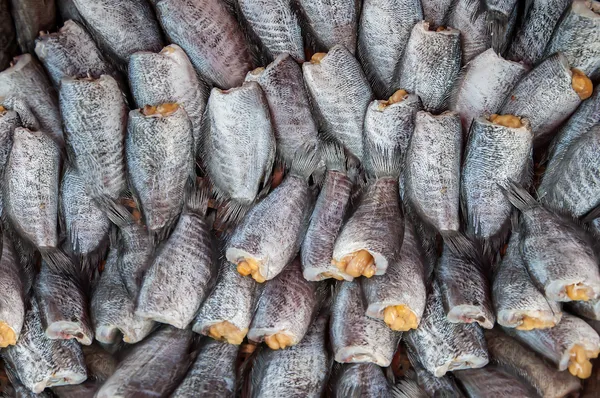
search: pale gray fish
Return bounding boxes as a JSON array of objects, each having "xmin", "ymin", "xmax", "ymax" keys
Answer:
[
  {"xmin": 95, "ymin": 326, "xmax": 195, "ymax": 398},
  {"xmin": 0, "ymin": 0, "xmax": 16, "ymax": 71},
  {"xmin": 421, "ymin": 0, "xmax": 454, "ymax": 26},
  {"xmin": 404, "ymin": 111, "xmax": 462, "ymax": 234},
  {"xmin": 357, "ymin": 0, "xmax": 423, "ymax": 97},
  {"xmin": 294, "ymin": 0, "xmax": 360, "ymax": 54},
  {"xmin": 407, "ymin": 346, "xmax": 465, "ymax": 397},
  {"xmin": 193, "ymin": 258, "xmax": 260, "ymax": 345},
  {"xmin": 506, "ymin": 0, "xmax": 571, "ymax": 65},
  {"xmin": 0, "ymin": 106, "xmax": 18, "ymax": 218},
  {"xmin": 301, "ymin": 144, "xmax": 352, "ymax": 281},
  {"xmin": 362, "ymin": 220, "xmax": 427, "ymax": 332},
  {"xmin": 8, "ymin": 0, "xmax": 56, "ymax": 54},
  {"xmin": 1, "ymin": 298, "xmax": 87, "ymax": 394},
  {"xmin": 201, "ymin": 81, "xmax": 275, "ymax": 222},
  {"xmin": 447, "ymin": 0, "xmax": 492, "ymax": 63},
  {"xmin": 395, "ymin": 21, "xmax": 461, "ymax": 113},
  {"xmin": 302, "ymin": 45, "xmax": 373, "ymax": 161},
  {"xmin": 330, "ymin": 280, "xmax": 401, "ymax": 367},
  {"xmin": 485, "ymin": 328, "xmax": 581, "ymax": 398},
  {"xmin": 238, "ymin": 0, "xmax": 304, "ymax": 62},
  {"xmin": 331, "ymin": 363, "xmax": 392, "ymax": 398},
  {"xmin": 136, "ymin": 185, "xmax": 214, "ymax": 329},
  {"xmin": 544, "ymin": 0, "xmax": 600, "ymax": 79},
  {"xmin": 0, "ymin": 54, "xmax": 63, "ymax": 146},
  {"xmin": 153, "ymin": 0, "xmax": 253, "ymax": 89},
  {"xmin": 460, "ymin": 116, "xmax": 533, "ymax": 248},
  {"xmin": 504, "ymin": 313, "xmax": 600, "ymax": 379},
  {"xmin": 225, "ymin": 150, "xmax": 318, "ymax": 282},
  {"xmin": 245, "ymin": 53, "xmax": 319, "ymax": 168},
  {"xmin": 250, "ymin": 311, "xmax": 331, "ymax": 397},
  {"xmin": 0, "ymin": 96, "xmax": 40, "ymax": 132},
  {"xmin": 0, "ymin": 235, "xmax": 26, "ymax": 348},
  {"xmin": 504, "ymin": 182, "xmax": 600, "ymax": 302},
  {"xmin": 248, "ymin": 258, "xmax": 325, "ymax": 349},
  {"xmin": 71, "ymin": 0, "xmax": 163, "ymax": 65},
  {"xmin": 171, "ymin": 339, "xmax": 238, "ymax": 398},
  {"xmin": 568, "ymin": 299, "xmax": 600, "ymax": 321},
  {"xmin": 493, "ymin": 229, "xmax": 562, "ymax": 330},
  {"xmin": 455, "ymin": 366, "xmax": 537, "ymax": 397},
  {"xmin": 128, "ymin": 44, "xmax": 209, "ymax": 157},
  {"xmin": 404, "ymin": 282, "xmax": 489, "ymax": 377},
  {"xmin": 448, "ymin": 48, "xmax": 529, "ymax": 131},
  {"xmin": 500, "ymin": 53, "xmax": 586, "ymax": 146}
]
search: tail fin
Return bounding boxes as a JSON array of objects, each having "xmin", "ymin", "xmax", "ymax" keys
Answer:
[
  {"xmin": 185, "ymin": 178, "xmax": 210, "ymax": 216},
  {"xmin": 289, "ymin": 145, "xmax": 321, "ymax": 180},
  {"xmin": 366, "ymin": 144, "xmax": 402, "ymax": 179},
  {"xmin": 322, "ymin": 142, "xmax": 347, "ymax": 173},
  {"xmin": 500, "ymin": 180, "xmax": 538, "ymax": 212}
]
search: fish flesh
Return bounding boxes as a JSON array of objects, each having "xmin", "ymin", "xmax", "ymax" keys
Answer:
[
  {"xmin": 128, "ymin": 44, "xmax": 209, "ymax": 157},
  {"xmin": 171, "ymin": 338, "xmax": 238, "ymax": 397},
  {"xmin": 404, "ymin": 111, "xmax": 462, "ymax": 234},
  {"xmin": 72, "ymin": 0, "xmax": 164, "ymax": 65},
  {"xmin": 449, "ymin": 49, "xmax": 529, "ymax": 131},
  {"xmin": 248, "ymin": 258, "xmax": 325, "ymax": 349},
  {"xmin": 0, "ymin": 235, "xmax": 25, "ymax": 348},
  {"xmin": 302, "ymin": 45, "xmax": 373, "ymax": 162},
  {"xmin": 454, "ymin": 366, "xmax": 537, "ymax": 397},
  {"xmin": 226, "ymin": 150, "xmax": 318, "ymax": 282},
  {"xmin": 330, "ymin": 280, "xmax": 401, "ymax": 367},
  {"xmin": 407, "ymin": 346, "xmax": 465, "ymax": 397},
  {"xmin": 447, "ymin": 0, "xmax": 492, "ymax": 63},
  {"xmin": 245, "ymin": 53, "xmax": 319, "ymax": 168},
  {"xmin": 357, "ymin": 0, "xmax": 423, "ymax": 97},
  {"xmin": 362, "ymin": 220, "xmax": 426, "ymax": 332},
  {"xmin": 395, "ymin": 21, "xmax": 462, "ymax": 113},
  {"xmin": 331, "ymin": 363, "xmax": 392, "ymax": 398},
  {"xmin": 0, "ymin": 0, "xmax": 16, "ymax": 71},
  {"xmin": 9, "ymin": 0, "xmax": 56, "ymax": 54},
  {"xmin": 420, "ymin": 0, "xmax": 453, "ymax": 27},
  {"xmin": 153, "ymin": 0, "xmax": 253, "ymax": 89}
]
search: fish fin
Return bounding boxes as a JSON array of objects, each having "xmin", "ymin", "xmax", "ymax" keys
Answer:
[
  {"xmin": 391, "ymin": 375, "xmax": 428, "ymax": 398},
  {"xmin": 500, "ymin": 180, "xmax": 538, "ymax": 212},
  {"xmin": 184, "ymin": 177, "xmax": 210, "ymax": 216},
  {"xmin": 366, "ymin": 143, "xmax": 402, "ymax": 179},
  {"xmin": 93, "ymin": 195, "xmax": 134, "ymax": 228},
  {"xmin": 441, "ymin": 231, "xmax": 487, "ymax": 271},
  {"xmin": 486, "ymin": 10, "xmax": 510, "ymax": 54},
  {"xmin": 322, "ymin": 141, "xmax": 347, "ymax": 173},
  {"xmin": 39, "ymin": 248, "xmax": 82, "ymax": 282},
  {"xmin": 289, "ymin": 144, "xmax": 321, "ymax": 180},
  {"xmin": 582, "ymin": 205, "xmax": 600, "ymax": 224}
]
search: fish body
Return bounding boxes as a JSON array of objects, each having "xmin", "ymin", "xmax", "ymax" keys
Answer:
[
  {"xmin": 56, "ymin": 0, "xmax": 80, "ymax": 22},
  {"xmin": 0, "ymin": 236, "xmax": 25, "ymax": 348},
  {"xmin": 407, "ymin": 347, "xmax": 465, "ymax": 397},
  {"xmin": 569, "ymin": 299, "xmax": 600, "ymax": 321},
  {"xmin": 421, "ymin": 0, "xmax": 453, "ymax": 26},
  {"xmin": 0, "ymin": 0, "xmax": 16, "ymax": 71},
  {"xmin": 8, "ymin": 0, "xmax": 56, "ymax": 54},
  {"xmin": 332, "ymin": 363, "xmax": 392, "ymax": 398},
  {"xmin": 0, "ymin": 107, "xmax": 18, "ymax": 217},
  {"xmin": 448, "ymin": 0, "xmax": 492, "ymax": 63},
  {"xmin": 455, "ymin": 366, "xmax": 537, "ymax": 397}
]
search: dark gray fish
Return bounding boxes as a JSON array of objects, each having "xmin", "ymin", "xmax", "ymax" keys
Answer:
[
  {"xmin": 95, "ymin": 326, "xmax": 195, "ymax": 398},
  {"xmin": 0, "ymin": 106, "xmax": 18, "ymax": 218},
  {"xmin": 485, "ymin": 328, "xmax": 582, "ymax": 397},
  {"xmin": 0, "ymin": 54, "xmax": 63, "ymax": 145},
  {"xmin": 404, "ymin": 282, "xmax": 489, "ymax": 377},
  {"xmin": 245, "ymin": 53, "xmax": 319, "ymax": 168},
  {"xmin": 395, "ymin": 21, "xmax": 462, "ymax": 113},
  {"xmin": 500, "ymin": 52, "xmax": 591, "ymax": 145},
  {"xmin": 250, "ymin": 310, "xmax": 331, "ymax": 397},
  {"xmin": 303, "ymin": 45, "xmax": 373, "ymax": 162},
  {"xmin": 8, "ymin": 0, "xmax": 56, "ymax": 54},
  {"xmin": 153, "ymin": 0, "xmax": 253, "ymax": 89},
  {"xmin": 357, "ymin": 0, "xmax": 423, "ymax": 97},
  {"xmin": 71, "ymin": 0, "xmax": 163, "ymax": 65},
  {"xmin": 226, "ymin": 151, "xmax": 318, "ymax": 283},
  {"xmin": 331, "ymin": 280, "xmax": 401, "ymax": 367},
  {"xmin": 449, "ymin": 49, "xmax": 529, "ymax": 131},
  {"xmin": 447, "ymin": 0, "xmax": 492, "ymax": 63},
  {"xmin": 56, "ymin": 0, "xmax": 80, "ymax": 22},
  {"xmin": 0, "ymin": 0, "xmax": 16, "ymax": 71},
  {"xmin": 455, "ymin": 366, "xmax": 537, "ymax": 397},
  {"xmin": 331, "ymin": 363, "xmax": 392, "ymax": 398},
  {"xmin": 128, "ymin": 44, "xmax": 209, "ymax": 158},
  {"xmin": 545, "ymin": 0, "xmax": 600, "ymax": 79},
  {"xmin": 1, "ymin": 298, "xmax": 86, "ymax": 394},
  {"xmin": 407, "ymin": 346, "xmax": 465, "ymax": 397},
  {"xmin": 2, "ymin": 361, "xmax": 56, "ymax": 398},
  {"xmin": 171, "ymin": 339, "xmax": 238, "ymax": 398},
  {"xmin": 404, "ymin": 111, "xmax": 462, "ymax": 234},
  {"xmin": 0, "ymin": 236, "xmax": 25, "ymax": 348},
  {"xmin": 568, "ymin": 299, "xmax": 600, "ymax": 321}
]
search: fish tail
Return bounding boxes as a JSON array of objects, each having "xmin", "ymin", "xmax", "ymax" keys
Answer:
[
  {"xmin": 441, "ymin": 231, "xmax": 487, "ymax": 271},
  {"xmin": 185, "ymin": 178, "xmax": 211, "ymax": 216},
  {"xmin": 487, "ymin": 10, "xmax": 510, "ymax": 53},
  {"xmin": 367, "ymin": 143, "xmax": 402, "ymax": 179},
  {"xmin": 322, "ymin": 142, "xmax": 347, "ymax": 172},
  {"xmin": 93, "ymin": 195, "xmax": 134, "ymax": 228},
  {"xmin": 40, "ymin": 248, "xmax": 81, "ymax": 281},
  {"xmin": 501, "ymin": 179, "xmax": 538, "ymax": 212},
  {"xmin": 391, "ymin": 372, "xmax": 428, "ymax": 398},
  {"xmin": 289, "ymin": 144, "xmax": 321, "ymax": 180}
]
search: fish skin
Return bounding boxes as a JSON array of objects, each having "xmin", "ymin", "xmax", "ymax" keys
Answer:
[
  {"xmin": 455, "ymin": 366, "xmax": 537, "ymax": 397},
  {"xmin": 568, "ymin": 299, "xmax": 600, "ymax": 321},
  {"xmin": 8, "ymin": 0, "xmax": 56, "ymax": 54},
  {"xmin": 303, "ymin": 45, "xmax": 373, "ymax": 162},
  {"xmin": 447, "ymin": 0, "xmax": 492, "ymax": 63},
  {"xmin": 332, "ymin": 363, "xmax": 392, "ymax": 398},
  {"xmin": 485, "ymin": 328, "xmax": 582, "ymax": 397},
  {"xmin": 0, "ymin": 107, "xmax": 18, "ymax": 218},
  {"xmin": 171, "ymin": 339, "xmax": 238, "ymax": 398},
  {"xmin": 357, "ymin": 0, "xmax": 423, "ymax": 97},
  {"xmin": 500, "ymin": 53, "xmax": 583, "ymax": 146},
  {"xmin": 493, "ymin": 230, "xmax": 562, "ymax": 329},
  {"xmin": 407, "ymin": 346, "xmax": 465, "ymax": 398},
  {"xmin": 421, "ymin": 0, "xmax": 454, "ymax": 26},
  {"xmin": 395, "ymin": 22, "xmax": 462, "ymax": 113},
  {"xmin": 250, "ymin": 310, "xmax": 332, "ymax": 397},
  {"xmin": 544, "ymin": 0, "xmax": 600, "ymax": 79},
  {"xmin": 1, "ymin": 298, "xmax": 87, "ymax": 394},
  {"xmin": 294, "ymin": 0, "xmax": 360, "ymax": 54},
  {"xmin": 153, "ymin": 0, "xmax": 253, "ymax": 89},
  {"xmin": 449, "ymin": 49, "xmax": 529, "ymax": 131},
  {"xmin": 245, "ymin": 53, "xmax": 319, "ymax": 168},
  {"xmin": 404, "ymin": 282, "xmax": 489, "ymax": 377},
  {"xmin": 460, "ymin": 117, "xmax": 533, "ymax": 246},
  {"xmin": 71, "ymin": 0, "xmax": 164, "ymax": 66},
  {"xmin": 129, "ymin": 44, "xmax": 209, "ymax": 158},
  {"xmin": 201, "ymin": 82, "xmax": 275, "ymax": 218},
  {"xmin": 95, "ymin": 326, "xmax": 195, "ymax": 398},
  {"xmin": 362, "ymin": 221, "xmax": 427, "ymax": 327},
  {"xmin": 0, "ymin": 54, "xmax": 64, "ymax": 146},
  {"xmin": 330, "ymin": 280, "xmax": 401, "ymax": 367},
  {"xmin": 404, "ymin": 111, "xmax": 462, "ymax": 234},
  {"xmin": 0, "ymin": 0, "xmax": 16, "ymax": 71},
  {"xmin": 0, "ymin": 236, "xmax": 26, "ymax": 348},
  {"xmin": 56, "ymin": 0, "xmax": 81, "ymax": 22}
]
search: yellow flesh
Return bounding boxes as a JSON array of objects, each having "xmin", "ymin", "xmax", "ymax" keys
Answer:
[
  {"xmin": 0, "ymin": 322, "xmax": 16, "ymax": 348},
  {"xmin": 568, "ymin": 345, "xmax": 599, "ymax": 379},
  {"xmin": 311, "ymin": 52, "xmax": 327, "ymax": 64},
  {"xmin": 236, "ymin": 258, "xmax": 266, "ymax": 283},
  {"xmin": 142, "ymin": 103, "xmax": 180, "ymax": 117},
  {"xmin": 516, "ymin": 315, "xmax": 556, "ymax": 331},
  {"xmin": 208, "ymin": 321, "xmax": 247, "ymax": 345},
  {"xmin": 320, "ymin": 272, "xmax": 344, "ymax": 281},
  {"xmin": 489, "ymin": 114, "xmax": 523, "ymax": 128},
  {"xmin": 333, "ymin": 250, "xmax": 376, "ymax": 278},
  {"xmin": 436, "ymin": 26, "xmax": 446, "ymax": 32},
  {"xmin": 160, "ymin": 45, "xmax": 176, "ymax": 54},
  {"xmin": 0, "ymin": 105, "xmax": 5, "ymax": 113},
  {"xmin": 571, "ymin": 69, "xmax": 593, "ymax": 100},
  {"xmin": 264, "ymin": 333, "xmax": 293, "ymax": 350},
  {"xmin": 378, "ymin": 89, "xmax": 408, "ymax": 110},
  {"xmin": 566, "ymin": 283, "xmax": 591, "ymax": 301},
  {"xmin": 250, "ymin": 67, "xmax": 265, "ymax": 76},
  {"xmin": 383, "ymin": 305, "xmax": 419, "ymax": 331}
]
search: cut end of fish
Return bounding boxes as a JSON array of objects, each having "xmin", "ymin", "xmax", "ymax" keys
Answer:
[
  {"xmin": 571, "ymin": 69, "xmax": 593, "ymax": 100},
  {"xmin": 566, "ymin": 283, "xmax": 593, "ymax": 301},
  {"xmin": 436, "ymin": 26, "xmax": 447, "ymax": 32},
  {"xmin": 333, "ymin": 250, "xmax": 376, "ymax": 278},
  {"xmin": 141, "ymin": 103, "xmax": 180, "ymax": 117},
  {"xmin": 160, "ymin": 45, "xmax": 177, "ymax": 54},
  {"xmin": 264, "ymin": 333, "xmax": 294, "ymax": 350},
  {"xmin": 568, "ymin": 344, "xmax": 599, "ymax": 379},
  {"xmin": 335, "ymin": 347, "xmax": 392, "ymax": 367},
  {"xmin": 383, "ymin": 305, "xmax": 419, "ymax": 331},
  {"xmin": 249, "ymin": 67, "xmax": 265, "ymax": 77},
  {"xmin": 515, "ymin": 315, "xmax": 557, "ymax": 331},
  {"xmin": 207, "ymin": 321, "xmax": 247, "ymax": 345},
  {"xmin": 44, "ymin": 369, "xmax": 88, "ymax": 391},
  {"xmin": 310, "ymin": 52, "xmax": 327, "ymax": 64},
  {"xmin": 378, "ymin": 89, "xmax": 409, "ymax": 110},
  {"xmin": 0, "ymin": 322, "xmax": 17, "ymax": 347},
  {"xmin": 489, "ymin": 114, "xmax": 523, "ymax": 128},
  {"xmin": 46, "ymin": 321, "xmax": 93, "ymax": 345},
  {"xmin": 447, "ymin": 306, "xmax": 494, "ymax": 329},
  {"xmin": 236, "ymin": 258, "xmax": 266, "ymax": 283},
  {"xmin": 0, "ymin": 105, "xmax": 5, "ymax": 113}
]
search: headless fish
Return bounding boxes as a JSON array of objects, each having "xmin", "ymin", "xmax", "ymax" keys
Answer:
[
  {"xmin": 447, "ymin": 0, "xmax": 492, "ymax": 63},
  {"xmin": 568, "ymin": 299, "xmax": 600, "ymax": 321},
  {"xmin": 0, "ymin": 0, "xmax": 16, "ymax": 71},
  {"xmin": 421, "ymin": 0, "xmax": 453, "ymax": 27},
  {"xmin": 0, "ymin": 106, "xmax": 18, "ymax": 218},
  {"xmin": 8, "ymin": 0, "xmax": 56, "ymax": 54},
  {"xmin": 331, "ymin": 362, "xmax": 392, "ymax": 398},
  {"xmin": 0, "ymin": 236, "xmax": 26, "ymax": 348},
  {"xmin": 407, "ymin": 346, "xmax": 465, "ymax": 397},
  {"xmin": 455, "ymin": 366, "xmax": 537, "ymax": 397}
]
